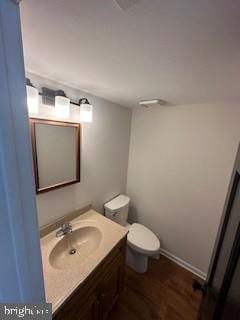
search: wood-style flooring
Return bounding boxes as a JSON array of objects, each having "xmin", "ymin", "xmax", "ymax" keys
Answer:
[{"xmin": 109, "ymin": 255, "xmax": 202, "ymax": 320}]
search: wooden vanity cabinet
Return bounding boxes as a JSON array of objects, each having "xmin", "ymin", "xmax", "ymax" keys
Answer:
[{"xmin": 54, "ymin": 237, "xmax": 126, "ymax": 320}]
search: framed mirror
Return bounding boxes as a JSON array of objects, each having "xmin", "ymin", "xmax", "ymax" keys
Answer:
[{"xmin": 29, "ymin": 118, "xmax": 80, "ymax": 193}]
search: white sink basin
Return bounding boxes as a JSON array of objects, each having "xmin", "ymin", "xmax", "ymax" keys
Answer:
[{"xmin": 49, "ymin": 226, "xmax": 102, "ymax": 270}]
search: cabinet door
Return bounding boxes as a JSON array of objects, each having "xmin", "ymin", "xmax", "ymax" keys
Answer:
[
  {"xmin": 100, "ymin": 254, "xmax": 124, "ymax": 319},
  {"xmin": 54, "ymin": 238, "xmax": 126, "ymax": 320},
  {"xmin": 55, "ymin": 292, "xmax": 101, "ymax": 320}
]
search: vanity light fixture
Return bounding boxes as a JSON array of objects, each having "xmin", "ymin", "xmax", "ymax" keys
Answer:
[
  {"xmin": 79, "ymin": 98, "xmax": 93, "ymax": 123},
  {"xmin": 26, "ymin": 78, "xmax": 39, "ymax": 114},
  {"xmin": 26, "ymin": 79, "xmax": 93, "ymax": 122}
]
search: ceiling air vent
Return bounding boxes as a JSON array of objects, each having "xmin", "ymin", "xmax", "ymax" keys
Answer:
[
  {"xmin": 139, "ymin": 99, "xmax": 167, "ymax": 108},
  {"xmin": 114, "ymin": 0, "xmax": 142, "ymax": 11}
]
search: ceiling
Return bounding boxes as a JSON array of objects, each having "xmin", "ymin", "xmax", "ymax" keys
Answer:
[{"xmin": 20, "ymin": 0, "xmax": 240, "ymax": 108}]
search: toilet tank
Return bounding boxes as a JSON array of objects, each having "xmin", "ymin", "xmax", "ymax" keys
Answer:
[{"xmin": 104, "ymin": 194, "xmax": 130, "ymax": 226}]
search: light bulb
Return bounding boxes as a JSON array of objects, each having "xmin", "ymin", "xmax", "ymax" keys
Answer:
[
  {"xmin": 55, "ymin": 95, "xmax": 70, "ymax": 118},
  {"xmin": 80, "ymin": 102, "xmax": 93, "ymax": 123},
  {"xmin": 26, "ymin": 85, "xmax": 39, "ymax": 114}
]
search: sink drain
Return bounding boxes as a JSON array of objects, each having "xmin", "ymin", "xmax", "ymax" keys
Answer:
[{"xmin": 69, "ymin": 248, "xmax": 76, "ymax": 255}]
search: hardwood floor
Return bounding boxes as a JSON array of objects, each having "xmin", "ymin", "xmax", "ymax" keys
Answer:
[{"xmin": 109, "ymin": 255, "xmax": 202, "ymax": 320}]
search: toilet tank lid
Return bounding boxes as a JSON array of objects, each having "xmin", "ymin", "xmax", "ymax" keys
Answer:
[{"xmin": 104, "ymin": 194, "xmax": 130, "ymax": 212}]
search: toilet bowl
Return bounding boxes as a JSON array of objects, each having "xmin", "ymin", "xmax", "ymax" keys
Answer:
[
  {"xmin": 104, "ymin": 195, "xmax": 160, "ymax": 273},
  {"xmin": 127, "ymin": 223, "xmax": 160, "ymax": 273}
]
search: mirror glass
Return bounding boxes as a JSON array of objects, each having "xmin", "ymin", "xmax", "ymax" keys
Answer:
[{"xmin": 30, "ymin": 119, "xmax": 80, "ymax": 193}]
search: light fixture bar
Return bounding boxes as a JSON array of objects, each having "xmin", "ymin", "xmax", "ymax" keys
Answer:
[
  {"xmin": 26, "ymin": 80, "xmax": 93, "ymax": 122},
  {"xmin": 41, "ymin": 87, "xmax": 55, "ymax": 106}
]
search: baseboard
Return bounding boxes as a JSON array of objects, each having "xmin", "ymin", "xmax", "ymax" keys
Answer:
[{"xmin": 159, "ymin": 248, "xmax": 207, "ymax": 280}]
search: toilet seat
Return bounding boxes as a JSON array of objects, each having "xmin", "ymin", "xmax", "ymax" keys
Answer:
[{"xmin": 127, "ymin": 223, "xmax": 160, "ymax": 256}]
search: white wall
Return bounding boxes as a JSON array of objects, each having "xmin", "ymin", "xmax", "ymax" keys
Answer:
[
  {"xmin": 27, "ymin": 72, "xmax": 132, "ymax": 227},
  {"xmin": 127, "ymin": 102, "xmax": 240, "ymax": 274},
  {"xmin": 26, "ymin": 72, "xmax": 240, "ymax": 275}
]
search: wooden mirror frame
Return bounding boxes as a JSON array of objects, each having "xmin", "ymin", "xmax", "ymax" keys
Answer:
[{"xmin": 29, "ymin": 118, "xmax": 81, "ymax": 194}]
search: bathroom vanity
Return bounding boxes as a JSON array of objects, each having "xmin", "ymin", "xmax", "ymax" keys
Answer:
[
  {"xmin": 40, "ymin": 210, "xmax": 128, "ymax": 320},
  {"xmin": 54, "ymin": 238, "xmax": 126, "ymax": 320}
]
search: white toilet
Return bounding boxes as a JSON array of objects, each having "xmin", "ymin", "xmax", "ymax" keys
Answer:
[{"xmin": 104, "ymin": 194, "xmax": 160, "ymax": 273}]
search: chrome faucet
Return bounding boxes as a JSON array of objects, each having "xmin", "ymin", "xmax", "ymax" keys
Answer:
[{"xmin": 56, "ymin": 222, "xmax": 73, "ymax": 237}]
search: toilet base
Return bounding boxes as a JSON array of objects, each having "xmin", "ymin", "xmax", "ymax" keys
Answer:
[{"xmin": 126, "ymin": 246, "xmax": 148, "ymax": 273}]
